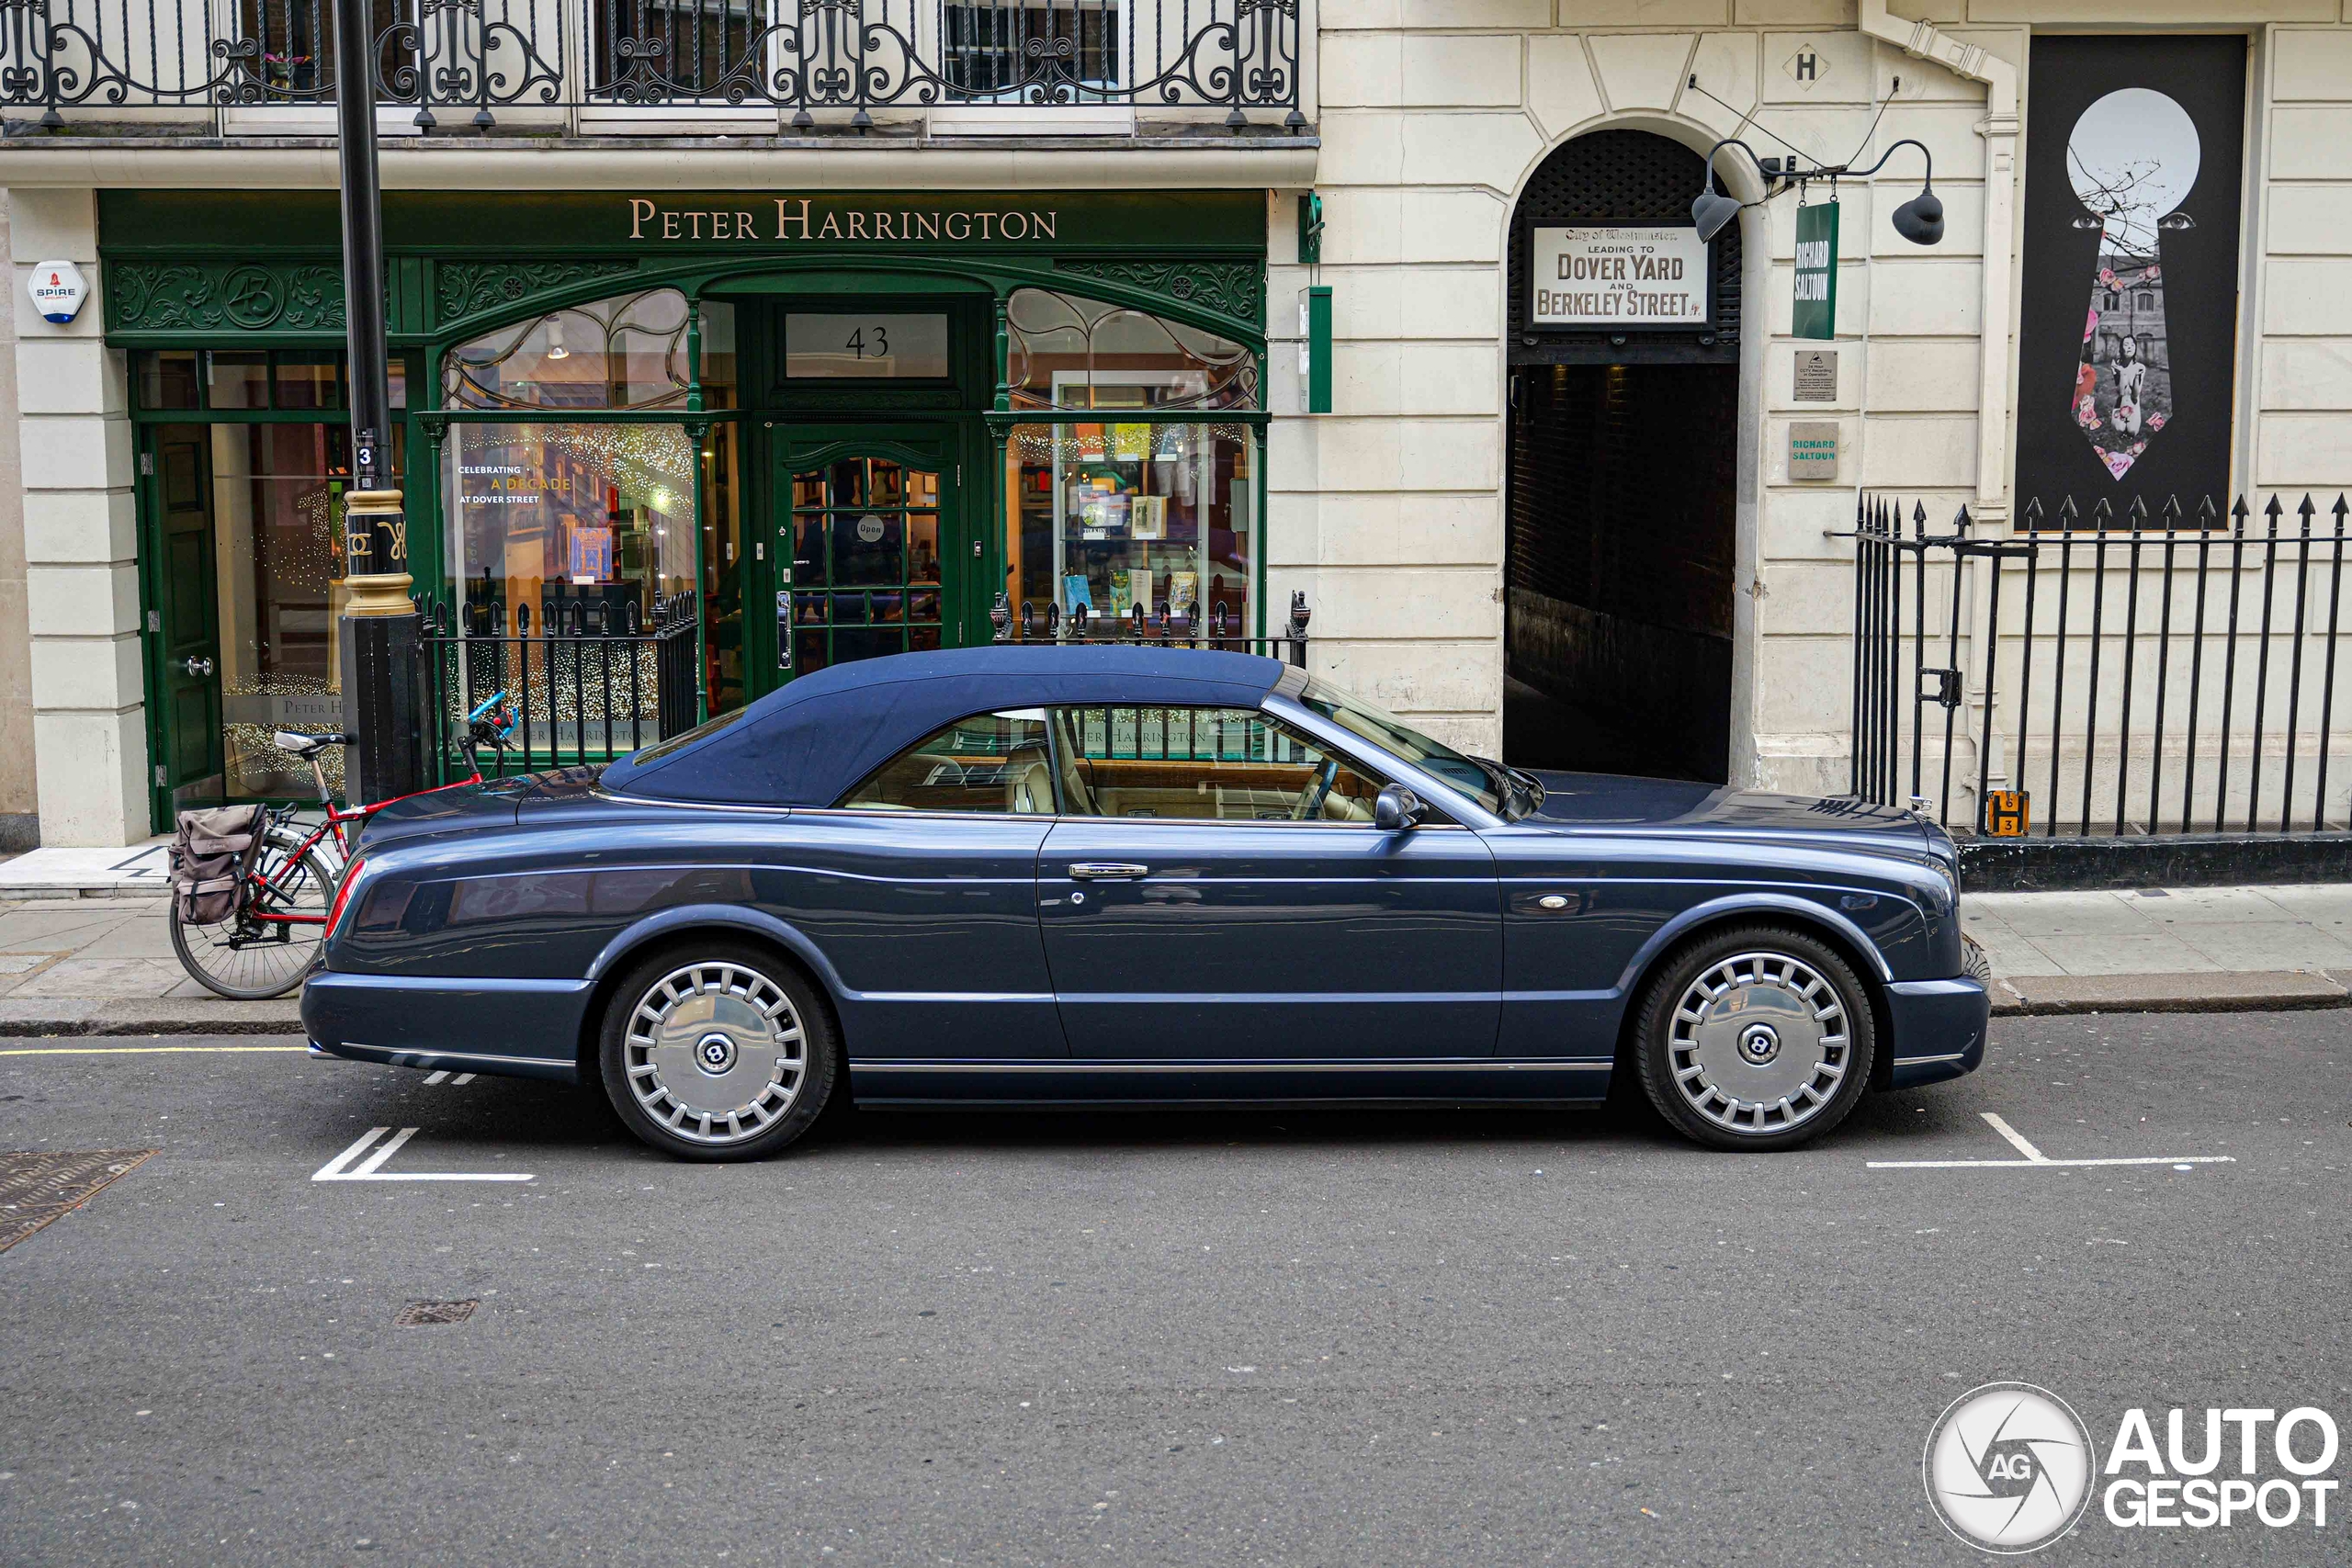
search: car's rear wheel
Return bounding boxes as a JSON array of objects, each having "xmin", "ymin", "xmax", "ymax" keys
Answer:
[
  {"xmin": 598, "ymin": 942, "xmax": 837, "ymax": 1161},
  {"xmin": 1632, "ymin": 924, "xmax": 1876, "ymax": 1152}
]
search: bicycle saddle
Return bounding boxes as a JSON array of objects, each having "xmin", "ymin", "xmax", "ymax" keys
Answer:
[{"xmin": 274, "ymin": 730, "xmax": 354, "ymax": 758}]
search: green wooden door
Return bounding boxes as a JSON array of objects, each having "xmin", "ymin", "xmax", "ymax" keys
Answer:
[
  {"xmin": 145, "ymin": 426, "xmax": 225, "ymax": 828},
  {"xmin": 767, "ymin": 426, "xmax": 971, "ymax": 688}
]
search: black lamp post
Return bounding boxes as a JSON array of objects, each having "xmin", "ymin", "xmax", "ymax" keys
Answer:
[
  {"xmin": 332, "ymin": 0, "xmax": 424, "ymax": 803},
  {"xmin": 1691, "ymin": 137, "xmax": 1943, "ymax": 246}
]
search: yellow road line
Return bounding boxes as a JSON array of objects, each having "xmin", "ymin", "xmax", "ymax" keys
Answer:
[{"xmin": 0, "ymin": 1043, "xmax": 310, "ymax": 1055}]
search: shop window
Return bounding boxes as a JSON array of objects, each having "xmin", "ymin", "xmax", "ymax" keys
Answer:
[
  {"xmin": 130, "ymin": 350, "xmax": 406, "ymax": 413},
  {"xmin": 139, "ymin": 350, "xmax": 202, "ymax": 411},
  {"xmin": 1003, "ymin": 421, "xmax": 1255, "ymax": 636},
  {"xmin": 272, "ymin": 351, "xmax": 343, "ymax": 411},
  {"xmin": 1046, "ymin": 706, "xmax": 1383, "ymax": 822},
  {"xmin": 1006, "ymin": 288, "xmax": 1256, "ymax": 412},
  {"xmin": 447, "ymin": 423, "xmax": 697, "ymax": 638},
  {"xmin": 207, "ymin": 350, "xmax": 270, "ymax": 410},
  {"xmin": 444, "ymin": 288, "xmax": 732, "ymax": 411},
  {"xmin": 840, "ymin": 710, "xmax": 1054, "ymax": 814}
]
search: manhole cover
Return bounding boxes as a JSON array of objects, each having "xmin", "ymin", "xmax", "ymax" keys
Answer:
[
  {"xmin": 0, "ymin": 1149, "xmax": 156, "ymax": 1253},
  {"xmin": 394, "ymin": 1299, "xmax": 479, "ymax": 1325}
]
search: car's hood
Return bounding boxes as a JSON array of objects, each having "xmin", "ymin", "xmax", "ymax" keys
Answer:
[
  {"xmin": 1513, "ymin": 769, "xmax": 1932, "ymax": 852},
  {"xmin": 355, "ymin": 767, "xmax": 600, "ymax": 852}
]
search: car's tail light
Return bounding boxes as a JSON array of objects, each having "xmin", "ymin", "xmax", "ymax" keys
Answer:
[{"xmin": 325, "ymin": 858, "xmax": 368, "ymax": 942}]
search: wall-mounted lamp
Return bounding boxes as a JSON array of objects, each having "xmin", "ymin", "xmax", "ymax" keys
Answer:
[{"xmin": 1690, "ymin": 137, "xmax": 1942, "ymax": 246}]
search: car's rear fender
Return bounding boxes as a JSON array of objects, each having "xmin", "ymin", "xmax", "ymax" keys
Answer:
[{"xmin": 574, "ymin": 902, "xmax": 857, "ymax": 1077}]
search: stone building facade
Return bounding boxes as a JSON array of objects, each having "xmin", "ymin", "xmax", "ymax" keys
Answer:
[{"xmin": 3, "ymin": 2, "xmax": 2348, "ymax": 843}]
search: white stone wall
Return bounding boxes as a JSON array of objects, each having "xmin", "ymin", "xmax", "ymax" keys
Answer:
[
  {"xmin": 1265, "ymin": 8, "xmax": 2007, "ymax": 773},
  {"xmin": 8, "ymin": 190, "xmax": 147, "ymax": 847}
]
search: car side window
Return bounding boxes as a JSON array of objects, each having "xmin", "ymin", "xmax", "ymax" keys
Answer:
[
  {"xmin": 839, "ymin": 709, "xmax": 1057, "ymax": 815},
  {"xmin": 1049, "ymin": 706, "xmax": 1386, "ymax": 822}
]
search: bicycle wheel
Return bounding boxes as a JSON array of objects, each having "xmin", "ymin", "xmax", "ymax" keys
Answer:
[{"xmin": 169, "ymin": 828, "xmax": 339, "ymax": 1001}]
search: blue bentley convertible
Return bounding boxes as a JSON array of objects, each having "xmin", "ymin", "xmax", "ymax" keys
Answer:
[{"xmin": 301, "ymin": 647, "xmax": 1988, "ymax": 1159}]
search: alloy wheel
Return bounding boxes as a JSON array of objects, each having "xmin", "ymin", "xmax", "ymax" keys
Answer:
[
  {"xmin": 1665, "ymin": 950, "xmax": 1850, "ymax": 1136},
  {"xmin": 623, "ymin": 961, "xmax": 807, "ymax": 1146}
]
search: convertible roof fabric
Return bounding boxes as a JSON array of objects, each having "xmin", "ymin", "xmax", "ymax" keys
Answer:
[{"xmin": 603, "ymin": 645, "xmax": 1287, "ymax": 807}]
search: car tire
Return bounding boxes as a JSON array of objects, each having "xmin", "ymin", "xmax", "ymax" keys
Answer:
[
  {"xmin": 598, "ymin": 942, "xmax": 839, "ymax": 1162},
  {"xmin": 1631, "ymin": 924, "xmax": 1877, "ymax": 1152}
]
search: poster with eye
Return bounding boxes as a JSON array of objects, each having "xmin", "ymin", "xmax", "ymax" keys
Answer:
[{"xmin": 2016, "ymin": 36, "xmax": 2245, "ymax": 519}]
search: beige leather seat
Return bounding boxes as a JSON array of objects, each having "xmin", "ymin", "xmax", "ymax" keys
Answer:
[{"xmin": 1005, "ymin": 748, "xmax": 1056, "ymax": 815}]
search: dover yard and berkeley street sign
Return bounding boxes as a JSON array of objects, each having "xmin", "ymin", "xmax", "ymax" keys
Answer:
[{"xmin": 1529, "ymin": 223, "xmax": 1708, "ymax": 327}]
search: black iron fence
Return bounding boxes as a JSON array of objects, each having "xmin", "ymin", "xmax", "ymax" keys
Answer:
[
  {"xmin": 419, "ymin": 590, "xmax": 699, "ymax": 782},
  {"xmin": 990, "ymin": 587, "xmax": 1310, "ymax": 668},
  {"xmin": 1848, "ymin": 494, "xmax": 2352, "ymax": 839},
  {"xmin": 1, "ymin": 0, "xmax": 1303, "ymax": 129}
]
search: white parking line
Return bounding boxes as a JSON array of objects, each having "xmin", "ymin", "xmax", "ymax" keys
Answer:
[
  {"xmin": 423, "ymin": 1071, "xmax": 449, "ymax": 1086},
  {"xmin": 452, "ymin": 1074, "xmax": 474, "ymax": 1086},
  {"xmin": 1867, "ymin": 1111, "xmax": 2237, "ymax": 1170},
  {"xmin": 311, "ymin": 1127, "xmax": 534, "ymax": 1183}
]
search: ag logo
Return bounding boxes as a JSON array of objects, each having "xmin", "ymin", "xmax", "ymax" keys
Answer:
[{"xmin": 1924, "ymin": 1382, "xmax": 2097, "ymax": 1553}]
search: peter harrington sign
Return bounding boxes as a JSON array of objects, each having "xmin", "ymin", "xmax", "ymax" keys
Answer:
[
  {"xmin": 628, "ymin": 197, "xmax": 1061, "ymax": 243},
  {"xmin": 1529, "ymin": 223, "xmax": 1707, "ymax": 327}
]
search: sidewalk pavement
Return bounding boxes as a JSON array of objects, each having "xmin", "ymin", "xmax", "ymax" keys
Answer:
[{"xmin": 4, "ymin": 874, "xmax": 2352, "ymax": 1036}]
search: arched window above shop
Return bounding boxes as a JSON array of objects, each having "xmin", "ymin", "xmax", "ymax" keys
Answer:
[
  {"xmin": 1006, "ymin": 288, "xmax": 1257, "ymax": 412},
  {"xmin": 444, "ymin": 288, "xmax": 736, "ymax": 411}
]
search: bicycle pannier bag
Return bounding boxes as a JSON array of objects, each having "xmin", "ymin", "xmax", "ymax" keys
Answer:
[{"xmin": 169, "ymin": 804, "xmax": 267, "ymax": 926}]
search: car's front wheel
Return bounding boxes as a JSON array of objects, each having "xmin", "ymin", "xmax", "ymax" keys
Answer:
[
  {"xmin": 598, "ymin": 942, "xmax": 838, "ymax": 1161},
  {"xmin": 1632, "ymin": 925, "xmax": 1876, "ymax": 1151}
]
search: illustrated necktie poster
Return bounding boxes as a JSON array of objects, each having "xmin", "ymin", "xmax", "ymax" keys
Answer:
[{"xmin": 2015, "ymin": 37, "xmax": 2245, "ymax": 520}]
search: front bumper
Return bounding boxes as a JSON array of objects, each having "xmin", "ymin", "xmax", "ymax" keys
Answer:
[
  {"xmin": 1882, "ymin": 976, "xmax": 1991, "ymax": 1089},
  {"xmin": 300, "ymin": 971, "xmax": 593, "ymax": 1083}
]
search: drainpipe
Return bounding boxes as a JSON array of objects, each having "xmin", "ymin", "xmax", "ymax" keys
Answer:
[{"xmin": 1858, "ymin": 0, "xmax": 2022, "ymax": 817}]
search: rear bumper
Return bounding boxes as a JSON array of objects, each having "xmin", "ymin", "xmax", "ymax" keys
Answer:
[
  {"xmin": 1883, "ymin": 976, "xmax": 1991, "ymax": 1089},
  {"xmin": 300, "ymin": 971, "xmax": 591, "ymax": 1083}
]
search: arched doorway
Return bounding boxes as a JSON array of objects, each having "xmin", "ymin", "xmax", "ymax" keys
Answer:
[{"xmin": 1503, "ymin": 130, "xmax": 1739, "ymax": 784}]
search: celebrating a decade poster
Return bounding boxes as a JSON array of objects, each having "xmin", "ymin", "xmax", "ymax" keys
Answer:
[{"xmin": 2015, "ymin": 35, "xmax": 2245, "ymax": 518}]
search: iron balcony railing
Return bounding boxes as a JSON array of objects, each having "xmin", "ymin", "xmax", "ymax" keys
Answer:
[
  {"xmin": 0, "ymin": 0, "xmax": 1304, "ymax": 130},
  {"xmin": 1848, "ymin": 494, "xmax": 2352, "ymax": 840}
]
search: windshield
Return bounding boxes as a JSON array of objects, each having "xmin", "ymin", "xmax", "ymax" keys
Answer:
[{"xmin": 1296, "ymin": 677, "xmax": 1505, "ymax": 815}]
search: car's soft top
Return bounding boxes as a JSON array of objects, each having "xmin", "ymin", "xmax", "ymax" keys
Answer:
[{"xmin": 602, "ymin": 645, "xmax": 1286, "ymax": 807}]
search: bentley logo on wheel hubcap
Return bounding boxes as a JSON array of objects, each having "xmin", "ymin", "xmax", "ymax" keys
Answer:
[
  {"xmin": 695, "ymin": 1032, "xmax": 739, "ymax": 1075},
  {"xmin": 1738, "ymin": 1022, "xmax": 1782, "ymax": 1065}
]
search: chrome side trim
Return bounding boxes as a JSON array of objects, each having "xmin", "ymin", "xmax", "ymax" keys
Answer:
[
  {"xmin": 851, "ymin": 990, "xmax": 1055, "ymax": 1004},
  {"xmin": 852, "ymin": 1057, "xmax": 1611, "ymax": 1075},
  {"xmin": 1890, "ymin": 1049, "xmax": 1969, "ymax": 1067},
  {"xmin": 326, "ymin": 1041, "xmax": 571, "ymax": 1071}
]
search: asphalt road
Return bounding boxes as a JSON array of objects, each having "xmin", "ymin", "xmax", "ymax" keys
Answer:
[{"xmin": 1, "ymin": 1014, "xmax": 2345, "ymax": 1567}]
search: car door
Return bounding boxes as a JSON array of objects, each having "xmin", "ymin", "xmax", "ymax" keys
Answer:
[
  {"xmin": 1035, "ymin": 703, "xmax": 1500, "ymax": 1060},
  {"xmin": 810, "ymin": 705, "xmax": 1065, "ymax": 1060}
]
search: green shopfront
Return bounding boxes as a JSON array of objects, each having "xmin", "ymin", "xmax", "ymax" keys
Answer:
[{"xmin": 101, "ymin": 190, "xmax": 1269, "ymax": 831}]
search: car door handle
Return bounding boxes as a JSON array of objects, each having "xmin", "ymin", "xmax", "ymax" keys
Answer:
[{"xmin": 1068, "ymin": 863, "xmax": 1149, "ymax": 880}]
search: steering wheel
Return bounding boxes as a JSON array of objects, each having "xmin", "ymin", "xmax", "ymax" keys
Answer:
[{"xmin": 1292, "ymin": 757, "xmax": 1340, "ymax": 821}]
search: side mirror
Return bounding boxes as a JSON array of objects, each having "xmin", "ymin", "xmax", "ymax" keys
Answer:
[{"xmin": 1374, "ymin": 784, "xmax": 1426, "ymax": 832}]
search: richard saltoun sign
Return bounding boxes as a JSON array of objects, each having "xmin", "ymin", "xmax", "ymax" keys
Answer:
[
  {"xmin": 1528, "ymin": 223, "xmax": 1708, "ymax": 328},
  {"xmin": 1792, "ymin": 200, "xmax": 1839, "ymax": 341}
]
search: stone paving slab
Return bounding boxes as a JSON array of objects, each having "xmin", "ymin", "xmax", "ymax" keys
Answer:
[{"xmin": 1990, "ymin": 969, "xmax": 2350, "ymax": 1016}]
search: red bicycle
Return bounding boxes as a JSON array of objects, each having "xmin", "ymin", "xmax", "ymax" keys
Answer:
[{"xmin": 170, "ymin": 694, "xmax": 516, "ymax": 999}]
